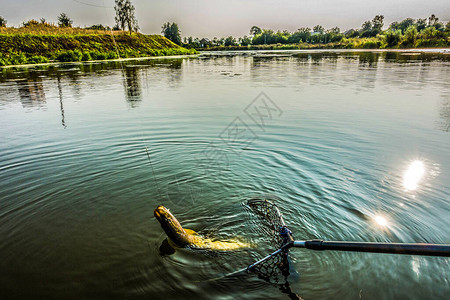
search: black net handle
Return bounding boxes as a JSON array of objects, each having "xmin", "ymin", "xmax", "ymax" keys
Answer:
[{"xmin": 291, "ymin": 240, "xmax": 450, "ymax": 257}]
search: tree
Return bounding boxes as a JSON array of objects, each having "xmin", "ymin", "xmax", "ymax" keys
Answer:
[
  {"xmin": 193, "ymin": 37, "xmax": 200, "ymax": 48},
  {"xmin": 398, "ymin": 18, "xmax": 415, "ymax": 33},
  {"xmin": 124, "ymin": 0, "xmax": 139, "ymax": 33},
  {"xmin": 239, "ymin": 35, "xmax": 251, "ymax": 46},
  {"xmin": 420, "ymin": 26, "xmax": 438, "ymax": 39},
  {"xmin": 402, "ymin": 26, "xmax": 418, "ymax": 46},
  {"xmin": 161, "ymin": 22, "xmax": 182, "ymax": 45},
  {"xmin": 372, "ymin": 15, "xmax": 384, "ymax": 31},
  {"xmin": 286, "ymin": 27, "xmax": 311, "ymax": 43},
  {"xmin": 224, "ymin": 36, "xmax": 237, "ymax": 46},
  {"xmin": 298, "ymin": 27, "xmax": 311, "ymax": 34},
  {"xmin": 329, "ymin": 27, "xmax": 340, "ymax": 34},
  {"xmin": 57, "ymin": 13, "xmax": 73, "ymax": 27},
  {"xmin": 428, "ymin": 14, "xmax": 438, "ymax": 26},
  {"xmin": 326, "ymin": 27, "xmax": 343, "ymax": 42},
  {"xmin": 345, "ymin": 29, "xmax": 359, "ymax": 38},
  {"xmin": 250, "ymin": 26, "xmax": 262, "ymax": 36},
  {"xmin": 115, "ymin": 0, "xmax": 126, "ymax": 30},
  {"xmin": 40, "ymin": 18, "xmax": 46, "ymax": 24},
  {"xmin": 313, "ymin": 25, "xmax": 324, "ymax": 33},
  {"xmin": 361, "ymin": 21, "xmax": 372, "ymax": 32},
  {"xmin": 384, "ymin": 29, "xmax": 401, "ymax": 47},
  {"xmin": 416, "ymin": 18, "xmax": 427, "ymax": 31},
  {"xmin": 433, "ymin": 22, "xmax": 444, "ymax": 31},
  {"xmin": 446, "ymin": 21, "xmax": 450, "ymax": 32},
  {"xmin": 389, "ymin": 21, "xmax": 400, "ymax": 31},
  {"xmin": 0, "ymin": 16, "xmax": 7, "ymax": 27},
  {"xmin": 360, "ymin": 21, "xmax": 372, "ymax": 37},
  {"xmin": 251, "ymin": 29, "xmax": 273, "ymax": 45},
  {"xmin": 425, "ymin": 14, "xmax": 444, "ymax": 31},
  {"xmin": 115, "ymin": 0, "xmax": 139, "ymax": 33}
]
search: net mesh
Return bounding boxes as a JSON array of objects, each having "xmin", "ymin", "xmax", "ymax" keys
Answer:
[{"xmin": 246, "ymin": 196, "xmax": 293, "ymax": 283}]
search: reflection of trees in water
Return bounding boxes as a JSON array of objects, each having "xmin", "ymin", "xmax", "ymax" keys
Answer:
[
  {"xmin": 124, "ymin": 66, "xmax": 142, "ymax": 107},
  {"xmin": 354, "ymin": 52, "xmax": 380, "ymax": 91},
  {"xmin": 65, "ymin": 69, "xmax": 83, "ymax": 101},
  {"xmin": 358, "ymin": 52, "xmax": 380, "ymax": 67},
  {"xmin": 439, "ymin": 99, "xmax": 450, "ymax": 132},
  {"xmin": 311, "ymin": 53, "xmax": 326, "ymax": 65},
  {"xmin": 167, "ymin": 61, "xmax": 183, "ymax": 89},
  {"xmin": 57, "ymin": 75, "xmax": 67, "ymax": 128},
  {"xmin": 135, "ymin": 59, "xmax": 183, "ymax": 93},
  {"xmin": 16, "ymin": 75, "xmax": 46, "ymax": 109},
  {"xmin": 1, "ymin": 60, "xmax": 186, "ymax": 109},
  {"xmin": 384, "ymin": 52, "xmax": 449, "ymax": 64}
]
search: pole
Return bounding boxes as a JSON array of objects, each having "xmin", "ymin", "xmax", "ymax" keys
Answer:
[{"xmin": 291, "ymin": 240, "xmax": 450, "ymax": 257}]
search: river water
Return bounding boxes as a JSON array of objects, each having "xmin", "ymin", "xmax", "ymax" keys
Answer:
[{"xmin": 0, "ymin": 50, "xmax": 449, "ymax": 299}]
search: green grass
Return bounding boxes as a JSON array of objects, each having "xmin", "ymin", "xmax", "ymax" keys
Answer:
[{"xmin": 0, "ymin": 29, "xmax": 197, "ymax": 66}]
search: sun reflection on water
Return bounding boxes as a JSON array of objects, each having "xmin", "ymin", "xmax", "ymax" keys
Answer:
[
  {"xmin": 403, "ymin": 160, "xmax": 425, "ymax": 191},
  {"xmin": 374, "ymin": 215, "xmax": 388, "ymax": 227}
]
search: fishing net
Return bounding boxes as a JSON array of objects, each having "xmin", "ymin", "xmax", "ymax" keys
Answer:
[{"xmin": 246, "ymin": 196, "xmax": 294, "ymax": 283}]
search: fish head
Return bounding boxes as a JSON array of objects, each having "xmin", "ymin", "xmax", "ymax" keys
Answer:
[{"xmin": 154, "ymin": 205, "xmax": 189, "ymax": 247}]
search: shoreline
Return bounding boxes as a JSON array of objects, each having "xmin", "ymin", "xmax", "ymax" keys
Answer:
[
  {"xmin": 1, "ymin": 48, "xmax": 448, "ymax": 69},
  {"xmin": 0, "ymin": 54, "xmax": 200, "ymax": 69},
  {"xmin": 199, "ymin": 48, "xmax": 450, "ymax": 54}
]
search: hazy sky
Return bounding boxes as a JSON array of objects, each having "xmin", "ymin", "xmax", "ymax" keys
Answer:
[{"xmin": 2, "ymin": 0, "xmax": 449, "ymax": 37}]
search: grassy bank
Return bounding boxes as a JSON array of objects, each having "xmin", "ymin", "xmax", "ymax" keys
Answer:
[{"xmin": 0, "ymin": 24, "xmax": 196, "ymax": 66}]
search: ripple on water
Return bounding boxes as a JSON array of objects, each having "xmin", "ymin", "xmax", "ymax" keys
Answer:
[{"xmin": 0, "ymin": 51, "xmax": 449, "ymax": 299}]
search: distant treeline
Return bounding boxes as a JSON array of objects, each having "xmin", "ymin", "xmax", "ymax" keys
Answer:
[{"xmin": 176, "ymin": 15, "xmax": 449, "ymax": 49}]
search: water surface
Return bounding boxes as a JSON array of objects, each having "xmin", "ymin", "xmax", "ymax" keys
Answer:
[{"xmin": 0, "ymin": 50, "xmax": 449, "ymax": 299}]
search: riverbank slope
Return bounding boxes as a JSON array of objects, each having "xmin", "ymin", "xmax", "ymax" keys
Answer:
[{"xmin": 0, "ymin": 25, "xmax": 196, "ymax": 66}]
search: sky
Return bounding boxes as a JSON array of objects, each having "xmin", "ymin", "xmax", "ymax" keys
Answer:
[{"xmin": 2, "ymin": 0, "xmax": 449, "ymax": 37}]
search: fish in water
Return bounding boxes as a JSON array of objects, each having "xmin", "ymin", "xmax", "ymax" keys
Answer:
[{"xmin": 154, "ymin": 205, "xmax": 252, "ymax": 250}]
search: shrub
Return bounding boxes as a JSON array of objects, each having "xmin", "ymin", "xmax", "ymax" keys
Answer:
[
  {"xmin": 383, "ymin": 30, "xmax": 402, "ymax": 47},
  {"xmin": 420, "ymin": 27, "xmax": 437, "ymax": 40},
  {"xmin": 23, "ymin": 19, "xmax": 40, "ymax": 27},
  {"xmin": 415, "ymin": 38, "xmax": 448, "ymax": 48},
  {"xmin": 27, "ymin": 55, "xmax": 49, "ymax": 64},
  {"xmin": 90, "ymin": 50, "xmax": 107, "ymax": 60},
  {"xmin": 361, "ymin": 40, "xmax": 381, "ymax": 48},
  {"xmin": 106, "ymin": 51, "xmax": 118, "ymax": 59},
  {"xmin": 86, "ymin": 24, "xmax": 110, "ymax": 31},
  {"xmin": 0, "ymin": 16, "xmax": 7, "ymax": 27},
  {"xmin": 400, "ymin": 26, "xmax": 418, "ymax": 48},
  {"xmin": 57, "ymin": 49, "xmax": 82, "ymax": 62},
  {"xmin": 81, "ymin": 52, "xmax": 91, "ymax": 61},
  {"xmin": 9, "ymin": 52, "xmax": 28, "ymax": 65}
]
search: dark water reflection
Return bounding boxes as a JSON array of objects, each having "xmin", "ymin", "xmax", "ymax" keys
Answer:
[
  {"xmin": 16, "ymin": 78, "xmax": 46, "ymax": 108},
  {"xmin": 124, "ymin": 66, "xmax": 143, "ymax": 106},
  {"xmin": 0, "ymin": 51, "xmax": 449, "ymax": 299},
  {"xmin": 440, "ymin": 99, "xmax": 450, "ymax": 132}
]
